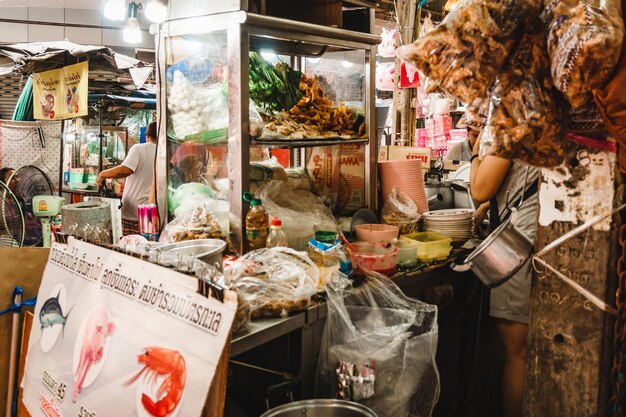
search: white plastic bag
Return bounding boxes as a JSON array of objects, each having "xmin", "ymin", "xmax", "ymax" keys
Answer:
[
  {"xmin": 317, "ymin": 270, "xmax": 440, "ymax": 417},
  {"xmin": 256, "ymin": 180, "xmax": 337, "ymax": 250}
]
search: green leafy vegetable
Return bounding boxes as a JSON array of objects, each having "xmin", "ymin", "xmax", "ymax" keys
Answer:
[{"xmin": 249, "ymin": 52, "xmax": 303, "ymax": 113}]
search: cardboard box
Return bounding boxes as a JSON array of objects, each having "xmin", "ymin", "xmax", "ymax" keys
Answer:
[
  {"xmin": 381, "ymin": 146, "xmax": 432, "ymax": 170},
  {"xmin": 338, "ymin": 144, "xmax": 365, "ymax": 214}
]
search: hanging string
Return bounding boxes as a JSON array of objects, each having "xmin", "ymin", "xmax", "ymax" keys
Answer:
[{"xmin": 0, "ymin": 286, "xmax": 37, "ymax": 316}]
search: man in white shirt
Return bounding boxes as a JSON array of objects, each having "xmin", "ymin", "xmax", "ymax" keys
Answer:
[{"xmin": 97, "ymin": 122, "xmax": 157, "ymax": 236}]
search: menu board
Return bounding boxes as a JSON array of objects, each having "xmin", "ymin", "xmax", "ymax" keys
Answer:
[
  {"xmin": 21, "ymin": 238, "xmax": 236, "ymax": 417},
  {"xmin": 32, "ymin": 61, "xmax": 88, "ymax": 120}
]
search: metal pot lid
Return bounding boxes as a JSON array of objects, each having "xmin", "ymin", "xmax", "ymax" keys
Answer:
[{"xmin": 261, "ymin": 400, "xmax": 378, "ymax": 417}]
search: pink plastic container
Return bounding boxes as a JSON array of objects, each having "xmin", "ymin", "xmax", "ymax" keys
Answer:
[
  {"xmin": 350, "ymin": 241, "xmax": 398, "ymax": 276},
  {"xmin": 355, "ymin": 224, "xmax": 399, "ymax": 243}
]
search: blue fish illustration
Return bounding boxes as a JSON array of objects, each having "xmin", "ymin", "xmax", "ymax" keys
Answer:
[{"xmin": 39, "ymin": 290, "xmax": 71, "ymax": 335}]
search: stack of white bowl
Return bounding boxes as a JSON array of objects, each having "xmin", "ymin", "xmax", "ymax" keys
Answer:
[{"xmin": 422, "ymin": 209, "xmax": 474, "ymax": 245}]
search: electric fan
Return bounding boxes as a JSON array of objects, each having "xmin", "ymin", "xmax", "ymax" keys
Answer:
[
  {"xmin": 8, "ymin": 165, "xmax": 55, "ymax": 247},
  {"xmin": 0, "ymin": 180, "xmax": 25, "ymax": 247}
]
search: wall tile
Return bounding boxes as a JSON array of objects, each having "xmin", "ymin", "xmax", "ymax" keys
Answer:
[
  {"xmin": 64, "ymin": 26, "xmax": 102, "ymax": 45},
  {"xmin": 28, "ymin": 24, "xmax": 64, "ymax": 42},
  {"xmin": 102, "ymin": 28, "xmax": 123, "ymax": 47},
  {"xmin": 64, "ymin": 8, "xmax": 101, "ymax": 25},
  {"xmin": 0, "ymin": 22, "xmax": 28, "ymax": 43},
  {"xmin": 28, "ymin": 7, "xmax": 64, "ymax": 23},
  {"xmin": 0, "ymin": 6, "xmax": 28, "ymax": 20}
]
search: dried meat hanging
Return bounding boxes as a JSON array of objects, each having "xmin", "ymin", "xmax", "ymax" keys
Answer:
[
  {"xmin": 396, "ymin": 0, "xmax": 541, "ymax": 110},
  {"xmin": 542, "ymin": 0, "xmax": 625, "ymax": 107},
  {"xmin": 479, "ymin": 22, "xmax": 567, "ymax": 168}
]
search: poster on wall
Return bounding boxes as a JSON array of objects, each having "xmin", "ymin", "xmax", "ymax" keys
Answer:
[
  {"xmin": 32, "ymin": 61, "xmax": 88, "ymax": 120},
  {"xmin": 21, "ymin": 238, "xmax": 237, "ymax": 417}
]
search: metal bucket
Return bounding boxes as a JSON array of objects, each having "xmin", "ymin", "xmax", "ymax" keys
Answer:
[
  {"xmin": 450, "ymin": 219, "xmax": 533, "ymax": 288},
  {"xmin": 261, "ymin": 400, "xmax": 378, "ymax": 417}
]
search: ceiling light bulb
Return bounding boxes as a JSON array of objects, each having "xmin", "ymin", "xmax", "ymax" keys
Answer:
[
  {"xmin": 145, "ymin": 0, "xmax": 167, "ymax": 23},
  {"xmin": 103, "ymin": 0, "xmax": 126, "ymax": 21},
  {"xmin": 124, "ymin": 18, "xmax": 142, "ymax": 43}
]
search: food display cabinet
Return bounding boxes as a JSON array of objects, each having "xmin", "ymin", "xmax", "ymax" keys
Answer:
[{"xmin": 156, "ymin": 5, "xmax": 380, "ymax": 253}]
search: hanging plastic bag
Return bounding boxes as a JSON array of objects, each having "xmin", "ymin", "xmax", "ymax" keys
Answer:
[
  {"xmin": 396, "ymin": 0, "xmax": 541, "ymax": 109},
  {"xmin": 479, "ymin": 24, "xmax": 567, "ymax": 168},
  {"xmin": 376, "ymin": 63, "xmax": 396, "ymax": 92},
  {"xmin": 256, "ymin": 180, "xmax": 338, "ymax": 250},
  {"xmin": 543, "ymin": 0, "xmax": 624, "ymax": 107},
  {"xmin": 378, "ymin": 28, "xmax": 397, "ymax": 58},
  {"xmin": 224, "ymin": 247, "xmax": 319, "ymax": 318},
  {"xmin": 381, "ymin": 188, "xmax": 419, "ymax": 234},
  {"xmin": 316, "ymin": 270, "xmax": 440, "ymax": 417}
]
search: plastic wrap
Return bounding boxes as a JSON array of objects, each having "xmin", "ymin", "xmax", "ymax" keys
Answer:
[
  {"xmin": 594, "ymin": 0, "xmax": 626, "ymax": 144},
  {"xmin": 225, "ymin": 247, "xmax": 319, "ymax": 318},
  {"xmin": 317, "ymin": 270, "xmax": 439, "ymax": 417},
  {"xmin": 250, "ymin": 156, "xmax": 288, "ymax": 182},
  {"xmin": 397, "ymin": 0, "xmax": 541, "ymax": 108},
  {"xmin": 543, "ymin": 0, "xmax": 624, "ymax": 107},
  {"xmin": 378, "ymin": 28, "xmax": 397, "ymax": 58},
  {"xmin": 162, "ymin": 202, "xmax": 232, "ymax": 251},
  {"xmin": 381, "ymin": 189, "xmax": 419, "ymax": 235},
  {"xmin": 256, "ymin": 180, "xmax": 338, "ymax": 250},
  {"xmin": 479, "ymin": 26, "xmax": 567, "ymax": 168}
]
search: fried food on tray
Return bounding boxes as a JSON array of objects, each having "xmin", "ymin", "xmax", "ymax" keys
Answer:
[{"xmin": 261, "ymin": 75, "xmax": 366, "ymax": 140}]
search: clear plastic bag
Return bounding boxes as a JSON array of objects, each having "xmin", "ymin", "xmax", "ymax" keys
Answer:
[
  {"xmin": 381, "ymin": 189, "xmax": 419, "ymax": 234},
  {"xmin": 317, "ymin": 270, "xmax": 440, "ymax": 417},
  {"xmin": 225, "ymin": 247, "xmax": 319, "ymax": 318},
  {"xmin": 479, "ymin": 25, "xmax": 567, "ymax": 167},
  {"xmin": 162, "ymin": 202, "xmax": 232, "ymax": 253},
  {"xmin": 256, "ymin": 180, "xmax": 338, "ymax": 251},
  {"xmin": 397, "ymin": 0, "xmax": 541, "ymax": 109},
  {"xmin": 543, "ymin": 0, "xmax": 624, "ymax": 107}
]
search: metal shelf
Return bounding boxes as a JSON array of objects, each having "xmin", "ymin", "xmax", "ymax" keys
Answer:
[
  {"xmin": 230, "ymin": 312, "xmax": 306, "ymax": 357},
  {"xmin": 251, "ymin": 137, "xmax": 369, "ymax": 149}
]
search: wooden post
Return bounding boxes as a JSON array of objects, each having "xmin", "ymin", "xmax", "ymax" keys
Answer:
[
  {"xmin": 524, "ymin": 146, "xmax": 620, "ymax": 416},
  {"xmin": 391, "ymin": 0, "xmax": 419, "ymax": 146}
]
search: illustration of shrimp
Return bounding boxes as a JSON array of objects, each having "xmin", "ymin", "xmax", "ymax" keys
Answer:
[{"xmin": 124, "ymin": 347, "xmax": 186, "ymax": 417}]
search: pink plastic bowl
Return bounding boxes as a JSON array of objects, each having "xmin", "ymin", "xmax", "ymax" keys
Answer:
[
  {"xmin": 355, "ymin": 223, "xmax": 399, "ymax": 243},
  {"xmin": 350, "ymin": 241, "xmax": 398, "ymax": 276}
]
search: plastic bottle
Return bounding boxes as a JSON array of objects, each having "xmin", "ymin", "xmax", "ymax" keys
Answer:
[
  {"xmin": 245, "ymin": 198, "xmax": 269, "ymax": 250},
  {"xmin": 266, "ymin": 218, "xmax": 288, "ymax": 248}
]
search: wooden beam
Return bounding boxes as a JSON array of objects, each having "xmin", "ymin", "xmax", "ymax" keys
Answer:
[
  {"xmin": 524, "ymin": 146, "xmax": 619, "ymax": 416},
  {"xmin": 391, "ymin": 0, "xmax": 419, "ymax": 146}
]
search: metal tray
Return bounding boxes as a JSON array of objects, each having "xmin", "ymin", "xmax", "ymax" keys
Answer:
[{"xmin": 156, "ymin": 239, "xmax": 226, "ymax": 271}]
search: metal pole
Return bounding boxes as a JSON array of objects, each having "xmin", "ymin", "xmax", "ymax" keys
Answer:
[{"xmin": 6, "ymin": 292, "xmax": 21, "ymax": 417}]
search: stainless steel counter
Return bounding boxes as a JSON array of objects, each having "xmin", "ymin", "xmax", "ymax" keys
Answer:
[{"xmin": 231, "ymin": 312, "xmax": 307, "ymax": 357}]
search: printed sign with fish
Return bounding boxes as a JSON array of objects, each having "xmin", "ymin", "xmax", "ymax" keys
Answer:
[{"xmin": 21, "ymin": 238, "xmax": 237, "ymax": 417}]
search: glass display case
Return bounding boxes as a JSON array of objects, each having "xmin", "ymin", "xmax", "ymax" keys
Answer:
[
  {"xmin": 156, "ymin": 8, "xmax": 379, "ymax": 252},
  {"xmin": 62, "ymin": 119, "xmax": 129, "ymax": 192}
]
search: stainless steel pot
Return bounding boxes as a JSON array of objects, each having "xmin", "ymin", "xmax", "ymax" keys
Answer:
[
  {"xmin": 449, "ymin": 180, "xmax": 476, "ymax": 210},
  {"xmin": 424, "ymin": 182, "xmax": 454, "ymax": 210},
  {"xmin": 261, "ymin": 400, "xmax": 378, "ymax": 417},
  {"xmin": 450, "ymin": 219, "xmax": 533, "ymax": 287}
]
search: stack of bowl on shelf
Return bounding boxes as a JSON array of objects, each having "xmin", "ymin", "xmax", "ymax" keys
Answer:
[
  {"xmin": 379, "ymin": 159, "xmax": 428, "ymax": 213},
  {"xmin": 421, "ymin": 209, "xmax": 473, "ymax": 246}
]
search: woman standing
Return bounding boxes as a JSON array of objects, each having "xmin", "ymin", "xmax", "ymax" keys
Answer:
[{"xmin": 470, "ymin": 142, "xmax": 539, "ymax": 417}]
